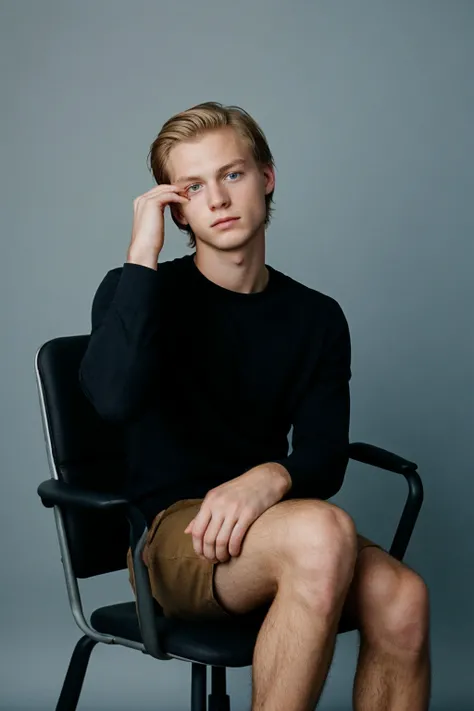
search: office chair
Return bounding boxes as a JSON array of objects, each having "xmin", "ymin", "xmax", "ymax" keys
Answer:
[{"xmin": 35, "ymin": 335, "xmax": 424, "ymax": 711}]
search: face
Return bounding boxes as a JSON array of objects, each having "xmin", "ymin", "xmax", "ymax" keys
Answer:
[{"xmin": 167, "ymin": 127, "xmax": 274, "ymax": 251}]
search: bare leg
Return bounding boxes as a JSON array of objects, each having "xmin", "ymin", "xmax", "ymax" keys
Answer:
[
  {"xmin": 250, "ymin": 518, "xmax": 358, "ymax": 710},
  {"xmin": 212, "ymin": 499, "xmax": 359, "ymax": 711},
  {"xmin": 346, "ymin": 546, "xmax": 432, "ymax": 711},
  {"xmin": 353, "ymin": 634, "xmax": 431, "ymax": 711}
]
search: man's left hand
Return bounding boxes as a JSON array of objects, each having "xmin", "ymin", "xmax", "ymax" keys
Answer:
[{"xmin": 184, "ymin": 464, "xmax": 291, "ymax": 563}]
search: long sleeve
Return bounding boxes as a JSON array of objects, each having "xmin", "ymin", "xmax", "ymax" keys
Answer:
[
  {"xmin": 78, "ymin": 262, "xmax": 164, "ymax": 423},
  {"xmin": 272, "ymin": 299, "xmax": 351, "ymax": 500}
]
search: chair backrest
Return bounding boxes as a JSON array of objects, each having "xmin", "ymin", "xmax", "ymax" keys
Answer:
[{"xmin": 36, "ymin": 335, "xmax": 130, "ymax": 578}]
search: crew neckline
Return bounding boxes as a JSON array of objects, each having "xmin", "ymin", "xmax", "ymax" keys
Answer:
[{"xmin": 187, "ymin": 252, "xmax": 276, "ymax": 300}]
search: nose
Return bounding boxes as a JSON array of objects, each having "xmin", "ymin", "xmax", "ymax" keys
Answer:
[{"xmin": 207, "ymin": 183, "xmax": 230, "ymax": 212}]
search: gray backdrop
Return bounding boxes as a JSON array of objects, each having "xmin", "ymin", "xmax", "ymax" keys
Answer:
[{"xmin": 1, "ymin": 1, "xmax": 472, "ymax": 709}]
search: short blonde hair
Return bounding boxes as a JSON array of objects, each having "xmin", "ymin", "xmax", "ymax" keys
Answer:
[{"xmin": 147, "ymin": 101, "xmax": 276, "ymax": 249}]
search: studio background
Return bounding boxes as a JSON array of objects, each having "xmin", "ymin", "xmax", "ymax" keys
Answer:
[{"xmin": 1, "ymin": 1, "xmax": 472, "ymax": 709}]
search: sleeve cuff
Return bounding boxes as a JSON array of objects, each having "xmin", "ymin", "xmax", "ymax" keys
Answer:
[{"xmin": 112, "ymin": 261, "xmax": 160, "ymax": 314}]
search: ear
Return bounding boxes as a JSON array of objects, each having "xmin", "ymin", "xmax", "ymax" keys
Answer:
[{"xmin": 262, "ymin": 163, "xmax": 275, "ymax": 195}]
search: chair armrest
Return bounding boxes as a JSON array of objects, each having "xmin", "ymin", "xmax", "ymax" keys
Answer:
[
  {"xmin": 37, "ymin": 478, "xmax": 169, "ymax": 660},
  {"xmin": 125, "ymin": 505, "xmax": 171, "ymax": 659},
  {"xmin": 349, "ymin": 442, "xmax": 418, "ymax": 473},
  {"xmin": 37, "ymin": 478, "xmax": 128, "ymax": 511},
  {"xmin": 348, "ymin": 442, "xmax": 424, "ymax": 561}
]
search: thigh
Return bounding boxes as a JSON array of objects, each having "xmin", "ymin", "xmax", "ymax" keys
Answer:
[
  {"xmin": 213, "ymin": 497, "xmax": 361, "ymax": 617},
  {"xmin": 213, "ymin": 500, "xmax": 384, "ymax": 619}
]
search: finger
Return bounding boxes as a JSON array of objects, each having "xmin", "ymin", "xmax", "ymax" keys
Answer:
[
  {"xmin": 191, "ymin": 508, "xmax": 212, "ymax": 557},
  {"xmin": 164, "ymin": 191, "xmax": 189, "ymax": 201},
  {"xmin": 228, "ymin": 516, "xmax": 252, "ymax": 557},
  {"xmin": 166, "ymin": 189, "xmax": 189, "ymax": 201},
  {"xmin": 184, "ymin": 517, "xmax": 195, "ymax": 534},
  {"xmin": 202, "ymin": 513, "xmax": 225, "ymax": 562},
  {"xmin": 215, "ymin": 515, "xmax": 239, "ymax": 562},
  {"xmin": 143, "ymin": 191, "xmax": 189, "ymax": 203},
  {"xmin": 143, "ymin": 184, "xmax": 185, "ymax": 197},
  {"xmin": 171, "ymin": 186, "xmax": 189, "ymax": 197}
]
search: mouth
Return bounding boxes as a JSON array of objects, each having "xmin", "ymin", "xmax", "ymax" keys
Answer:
[{"xmin": 211, "ymin": 217, "xmax": 240, "ymax": 228}]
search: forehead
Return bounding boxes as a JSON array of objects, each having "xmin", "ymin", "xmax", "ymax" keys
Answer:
[{"xmin": 168, "ymin": 127, "xmax": 254, "ymax": 182}]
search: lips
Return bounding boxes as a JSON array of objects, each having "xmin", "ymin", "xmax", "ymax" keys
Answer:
[{"xmin": 211, "ymin": 217, "xmax": 240, "ymax": 227}]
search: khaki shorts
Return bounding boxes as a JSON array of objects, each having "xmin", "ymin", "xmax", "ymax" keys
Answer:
[{"xmin": 126, "ymin": 498, "xmax": 383, "ymax": 622}]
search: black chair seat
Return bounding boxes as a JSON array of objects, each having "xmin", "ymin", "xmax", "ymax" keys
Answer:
[
  {"xmin": 91, "ymin": 601, "xmax": 268, "ymax": 667},
  {"xmin": 91, "ymin": 599, "xmax": 357, "ymax": 667}
]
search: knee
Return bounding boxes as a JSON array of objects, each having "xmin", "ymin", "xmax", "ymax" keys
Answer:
[
  {"xmin": 369, "ymin": 567, "xmax": 430, "ymax": 654},
  {"xmin": 281, "ymin": 501, "xmax": 358, "ymax": 581}
]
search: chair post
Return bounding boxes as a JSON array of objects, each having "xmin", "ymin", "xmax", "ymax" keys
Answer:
[
  {"xmin": 208, "ymin": 666, "xmax": 231, "ymax": 711},
  {"xmin": 191, "ymin": 662, "xmax": 207, "ymax": 711},
  {"xmin": 56, "ymin": 635, "xmax": 97, "ymax": 711}
]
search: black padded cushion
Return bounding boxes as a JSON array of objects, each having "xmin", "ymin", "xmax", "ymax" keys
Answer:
[{"xmin": 92, "ymin": 602, "xmax": 267, "ymax": 667}]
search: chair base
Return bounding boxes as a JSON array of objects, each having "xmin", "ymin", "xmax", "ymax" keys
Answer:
[
  {"xmin": 56, "ymin": 635, "xmax": 97, "ymax": 711},
  {"xmin": 56, "ymin": 635, "xmax": 232, "ymax": 711}
]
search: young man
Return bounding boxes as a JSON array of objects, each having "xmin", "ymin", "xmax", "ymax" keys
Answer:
[{"xmin": 79, "ymin": 102, "xmax": 431, "ymax": 711}]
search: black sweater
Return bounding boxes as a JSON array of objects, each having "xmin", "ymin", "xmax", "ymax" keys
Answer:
[{"xmin": 78, "ymin": 252, "xmax": 352, "ymax": 526}]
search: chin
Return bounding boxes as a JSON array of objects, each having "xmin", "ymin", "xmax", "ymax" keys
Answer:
[
  {"xmin": 197, "ymin": 230, "xmax": 246, "ymax": 249},
  {"xmin": 196, "ymin": 221, "xmax": 264, "ymax": 251},
  {"xmin": 217, "ymin": 234, "xmax": 254, "ymax": 251}
]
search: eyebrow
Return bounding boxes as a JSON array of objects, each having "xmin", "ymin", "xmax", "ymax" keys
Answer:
[{"xmin": 174, "ymin": 158, "xmax": 247, "ymax": 185}]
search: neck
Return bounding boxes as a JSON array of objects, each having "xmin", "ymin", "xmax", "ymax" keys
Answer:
[{"xmin": 194, "ymin": 239, "xmax": 268, "ymax": 294}]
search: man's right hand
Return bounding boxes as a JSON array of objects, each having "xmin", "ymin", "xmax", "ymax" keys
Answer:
[{"xmin": 127, "ymin": 184, "xmax": 190, "ymax": 270}]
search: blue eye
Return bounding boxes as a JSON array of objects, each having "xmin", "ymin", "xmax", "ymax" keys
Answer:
[{"xmin": 187, "ymin": 172, "xmax": 242, "ymax": 195}]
